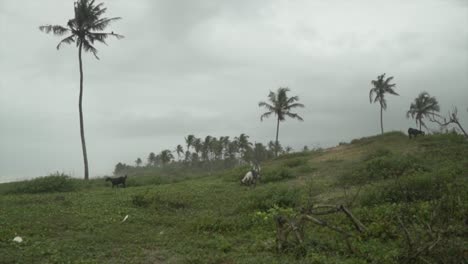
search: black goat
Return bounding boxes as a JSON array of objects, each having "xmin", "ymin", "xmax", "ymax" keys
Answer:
[
  {"xmin": 408, "ymin": 128, "xmax": 425, "ymax": 139},
  {"xmin": 105, "ymin": 175, "xmax": 127, "ymax": 188}
]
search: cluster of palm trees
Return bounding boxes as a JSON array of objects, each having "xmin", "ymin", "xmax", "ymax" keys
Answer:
[
  {"xmin": 132, "ymin": 133, "xmax": 295, "ymax": 169},
  {"xmin": 125, "ymin": 87, "xmax": 306, "ymax": 172},
  {"xmin": 369, "ymin": 73, "xmax": 465, "ymax": 136}
]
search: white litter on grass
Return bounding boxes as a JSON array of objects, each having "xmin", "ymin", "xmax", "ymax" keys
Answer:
[
  {"xmin": 121, "ymin": 215, "xmax": 129, "ymax": 223},
  {"xmin": 13, "ymin": 236, "xmax": 23, "ymax": 243},
  {"xmin": 159, "ymin": 231, "xmax": 164, "ymax": 235}
]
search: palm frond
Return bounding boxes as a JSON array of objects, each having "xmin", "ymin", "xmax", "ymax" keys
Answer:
[
  {"xmin": 39, "ymin": 25, "xmax": 69, "ymax": 36},
  {"xmin": 87, "ymin": 32, "xmax": 108, "ymax": 45},
  {"xmin": 81, "ymin": 39, "xmax": 99, "ymax": 59},
  {"xmin": 286, "ymin": 95, "xmax": 299, "ymax": 104},
  {"xmin": 89, "ymin": 17, "xmax": 121, "ymax": 31},
  {"xmin": 258, "ymin": 101, "xmax": 275, "ymax": 112},
  {"xmin": 92, "ymin": 3, "xmax": 106, "ymax": 17},
  {"xmin": 369, "ymin": 88, "xmax": 376, "ymax": 103},
  {"xmin": 385, "ymin": 87, "xmax": 398, "ymax": 96},
  {"xmin": 384, "ymin": 76, "xmax": 394, "ymax": 85},
  {"xmin": 286, "ymin": 103, "xmax": 305, "ymax": 109},
  {"xmin": 285, "ymin": 112, "xmax": 304, "ymax": 121},
  {"xmin": 56, "ymin": 35, "xmax": 76, "ymax": 49},
  {"xmin": 267, "ymin": 91, "xmax": 277, "ymax": 105},
  {"xmin": 260, "ymin": 111, "xmax": 274, "ymax": 121},
  {"xmin": 110, "ymin": 32, "xmax": 124, "ymax": 39}
]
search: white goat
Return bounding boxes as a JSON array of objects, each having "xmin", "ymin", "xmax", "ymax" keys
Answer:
[{"xmin": 241, "ymin": 163, "xmax": 261, "ymax": 187}]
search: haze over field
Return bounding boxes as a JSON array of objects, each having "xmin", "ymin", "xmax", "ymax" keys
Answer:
[{"xmin": 0, "ymin": 0, "xmax": 467, "ymax": 181}]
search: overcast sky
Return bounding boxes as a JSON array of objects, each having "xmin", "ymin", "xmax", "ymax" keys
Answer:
[{"xmin": 0, "ymin": 0, "xmax": 467, "ymax": 182}]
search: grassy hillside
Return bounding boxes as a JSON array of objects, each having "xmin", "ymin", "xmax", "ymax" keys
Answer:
[{"xmin": 1, "ymin": 132, "xmax": 467, "ymax": 263}]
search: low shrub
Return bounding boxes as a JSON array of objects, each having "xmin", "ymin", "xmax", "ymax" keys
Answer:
[
  {"xmin": 8, "ymin": 172, "xmax": 78, "ymax": 194},
  {"xmin": 338, "ymin": 153, "xmax": 426, "ymax": 186},
  {"xmin": 282, "ymin": 158, "xmax": 307, "ymax": 168},
  {"xmin": 261, "ymin": 167, "xmax": 295, "ymax": 183},
  {"xmin": 364, "ymin": 154, "xmax": 425, "ymax": 180},
  {"xmin": 248, "ymin": 186, "xmax": 301, "ymax": 210},
  {"xmin": 131, "ymin": 192, "xmax": 190, "ymax": 210},
  {"xmin": 360, "ymin": 168, "xmax": 463, "ymax": 206},
  {"xmin": 363, "ymin": 147, "xmax": 392, "ymax": 161}
]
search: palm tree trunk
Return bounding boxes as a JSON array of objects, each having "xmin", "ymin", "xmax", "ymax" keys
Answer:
[
  {"xmin": 380, "ymin": 106, "xmax": 384, "ymax": 135},
  {"xmin": 419, "ymin": 121, "xmax": 422, "ymax": 131},
  {"xmin": 275, "ymin": 116, "xmax": 280, "ymax": 157},
  {"xmin": 78, "ymin": 42, "xmax": 89, "ymax": 180}
]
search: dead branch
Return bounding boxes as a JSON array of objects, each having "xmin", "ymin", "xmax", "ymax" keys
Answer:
[
  {"xmin": 340, "ymin": 205, "xmax": 367, "ymax": 233},
  {"xmin": 275, "ymin": 204, "xmax": 367, "ymax": 254},
  {"xmin": 429, "ymin": 107, "xmax": 468, "ymax": 138},
  {"xmin": 404, "ymin": 236, "xmax": 441, "ymax": 264},
  {"xmin": 397, "ymin": 216, "xmax": 414, "ymax": 252}
]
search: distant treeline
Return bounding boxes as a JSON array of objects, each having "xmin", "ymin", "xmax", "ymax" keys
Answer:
[{"xmin": 114, "ymin": 134, "xmax": 310, "ymax": 176}]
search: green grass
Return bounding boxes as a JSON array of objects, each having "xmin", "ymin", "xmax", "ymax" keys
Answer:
[{"xmin": 1, "ymin": 132, "xmax": 467, "ymax": 263}]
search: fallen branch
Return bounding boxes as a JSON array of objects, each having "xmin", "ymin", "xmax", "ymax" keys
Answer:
[{"xmin": 275, "ymin": 204, "xmax": 366, "ymax": 254}]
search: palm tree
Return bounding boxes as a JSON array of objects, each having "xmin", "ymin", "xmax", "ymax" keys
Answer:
[
  {"xmin": 219, "ymin": 136, "xmax": 230, "ymax": 159},
  {"xmin": 175, "ymin": 145, "xmax": 184, "ymax": 161},
  {"xmin": 226, "ymin": 140, "xmax": 239, "ymax": 161},
  {"xmin": 235, "ymin": 133, "xmax": 253, "ymax": 162},
  {"xmin": 202, "ymin": 136, "xmax": 212, "ymax": 162},
  {"xmin": 39, "ymin": 0, "xmax": 123, "ymax": 180},
  {"xmin": 259, "ymin": 87, "xmax": 304, "ymax": 157},
  {"xmin": 193, "ymin": 138, "xmax": 202, "ymax": 157},
  {"xmin": 185, "ymin": 135, "xmax": 195, "ymax": 152},
  {"xmin": 147, "ymin": 152, "xmax": 156, "ymax": 167},
  {"xmin": 406, "ymin": 92, "xmax": 440, "ymax": 131},
  {"xmin": 135, "ymin": 158, "xmax": 142, "ymax": 167},
  {"xmin": 160, "ymin": 150, "xmax": 174, "ymax": 166},
  {"xmin": 369, "ymin": 73, "xmax": 398, "ymax": 135}
]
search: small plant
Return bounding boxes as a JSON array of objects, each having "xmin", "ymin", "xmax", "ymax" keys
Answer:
[{"xmin": 253, "ymin": 204, "xmax": 296, "ymax": 223}]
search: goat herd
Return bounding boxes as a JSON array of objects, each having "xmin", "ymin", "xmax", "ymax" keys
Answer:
[
  {"xmin": 105, "ymin": 128, "xmax": 424, "ymax": 188},
  {"xmin": 104, "ymin": 163, "xmax": 262, "ymax": 188}
]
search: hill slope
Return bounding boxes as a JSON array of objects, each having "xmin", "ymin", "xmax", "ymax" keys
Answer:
[{"xmin": 0, "ymin": 132, "xmax": 467, "ymax": 263}]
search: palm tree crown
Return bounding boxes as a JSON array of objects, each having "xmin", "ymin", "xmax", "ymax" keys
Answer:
[
  {"xmin": 259, "ymin": 87, "xmax": 304, "ymax": 122},
  {"xmin": 406, "ymin": 92, "xmax": 440, "ymax": 131},
  {"xmin": 39, "ymin": 0, "xmax": 123, "ymax": 59}
]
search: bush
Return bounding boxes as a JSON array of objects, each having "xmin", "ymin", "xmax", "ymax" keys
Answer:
[
  {"xmin": 364, "ymin": 154, "xmax": 425, "ymax": 180},
  {"xmin": 248, "ymin": 186, "xmax": 300, "ymax": 210},
  {"xmin": 125, "ymin": 175, "xmax": 164, "ymax": 187},
  {"xmin": 131, "ymin": 192, "xmax": 189, "ymax": 210},
  {"xmin": 360, "ymin": 168, "xmax": 464, "ymax": 206},
  {"xmin": 363, "ymin": 147, "xmax": 392, "ymax": 161},
  {"xmin": 282, "ymin": 158, "xmax": 307, "ymax": 168},
  {"xmin": 8, "ymin": 172, "xmax": 78, "ymax": 194},
  {"xmin": 261, "ymin": 167, "xmax": 295, "ymax": 183},
  {"xmin": 338, "ymin": 153, "xmax": 426, "ymax": 186}
]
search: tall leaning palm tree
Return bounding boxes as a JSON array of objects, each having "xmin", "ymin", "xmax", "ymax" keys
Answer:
[
  {"xmin": 406, "ymin": 92, "xmax": 440, "ymax": 131},
  {"xmin": 369, "ymin": 73, "xmax": 398, "ymax": 135},
  {"xmin": 259, "ymin": 87, "xmax": 304, "ymax": 157},
  {"xmin": 39, "ymin": 0, "xmax": 123, "ymax": 180}
]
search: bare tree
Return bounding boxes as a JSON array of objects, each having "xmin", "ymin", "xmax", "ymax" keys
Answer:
[{"xmin": 429, "ymin": 107, "xmax": 467, "ymax": 138}]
